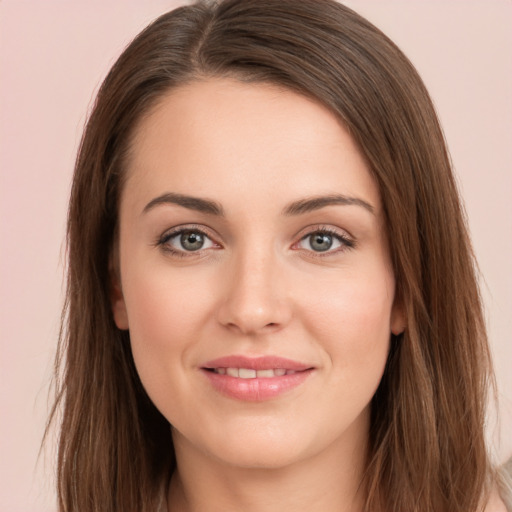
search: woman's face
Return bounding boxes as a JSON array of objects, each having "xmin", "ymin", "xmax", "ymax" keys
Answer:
[{"xmin": 113, "ymin": 78, "xmax": 404, "ymax": 469}]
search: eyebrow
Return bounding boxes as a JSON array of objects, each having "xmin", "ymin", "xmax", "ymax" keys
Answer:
[
  {"xmin": 142, "ymin": 192, "xmax": 374, "ymax": 217},
  {"xmin": 283, "ymin": 194, "xmax": 374, "ymax": 216},
  {"xmin": 142, "ymin": 192, "xmax": 224, "ymax": 216}
]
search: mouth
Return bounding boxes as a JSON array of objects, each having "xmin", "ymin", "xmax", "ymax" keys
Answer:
[
  {"xmin": 206, "ymin": 367, "xmax": 299, "ymax": 378},
  {"xmin": 201, "ymin": 356, "xmax": 315, "ymax": 401}
]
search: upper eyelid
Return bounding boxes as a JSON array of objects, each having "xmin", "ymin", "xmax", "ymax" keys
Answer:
[
  {"xmin": 159, "ymin": 224, "xmax": 218, "ymax": 241},
  {"xmin": 294, "ymin": 224, "xmax": 354, "ymax": 241}
]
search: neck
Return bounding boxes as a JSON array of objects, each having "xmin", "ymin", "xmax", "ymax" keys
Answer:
[{"xmin": 167, "ymin": 416, "xmax": 369, "ymax": 512}]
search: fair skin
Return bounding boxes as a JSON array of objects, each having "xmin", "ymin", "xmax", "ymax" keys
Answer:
[{"xmin": 112, "ymin": 78, "xmax": 405, "ymax": 512}]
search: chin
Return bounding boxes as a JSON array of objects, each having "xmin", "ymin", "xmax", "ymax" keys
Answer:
[
  {"xmin": 202, "ymin": 418, "xmax": 329, "ymax": 471},
  {"xmin": 212, "ymin": 440, "xmax": 305, "ymax": 470},
  {"xmin": 172, "ymin": 416, "xmax": 309, "ymax": 470}
]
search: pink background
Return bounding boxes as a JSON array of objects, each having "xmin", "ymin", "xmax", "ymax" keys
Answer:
[{"xmin": 1, "ymin": 1, "xmax": 510, "ymax": 510}]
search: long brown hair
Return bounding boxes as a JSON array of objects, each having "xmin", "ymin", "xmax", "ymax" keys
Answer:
[{"xmin": 47, "ymin": 1, "xmax": 495, "ymax": 510}]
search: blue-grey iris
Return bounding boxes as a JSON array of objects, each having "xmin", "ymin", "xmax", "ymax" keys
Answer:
[
  {"xmin": 181, "ymin": 231, "xmax": 204, "ymax": 251},
  {"xmin": 310, "ymin": 232, "xmax": 333, "ymax": 252}
]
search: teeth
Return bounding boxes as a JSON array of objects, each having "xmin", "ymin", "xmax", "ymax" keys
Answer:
[
  {"xmin": 213, "ymin": 368, "xmax": 297, "ymax": 378},
  {"xmin": 239, "ymin": 368, "xmax": 256, "ymax": 379},
  {"xmin": 256, "ymin": 369, "xmax": 275, "ymax": 378}
]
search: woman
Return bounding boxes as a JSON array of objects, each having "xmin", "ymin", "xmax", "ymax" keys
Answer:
[{"xmin": 47, "ymin": 0, "xmax": 506, "ymax": 510}]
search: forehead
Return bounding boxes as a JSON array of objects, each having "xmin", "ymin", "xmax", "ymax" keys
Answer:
[{"xmin": 123, "ymin": 78, "xmax": 380, "ymax": 215}]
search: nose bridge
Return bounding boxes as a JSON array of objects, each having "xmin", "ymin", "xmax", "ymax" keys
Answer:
[{"xmin": 217, "ymin": 237, "xmax": 290, "ymax": 334}]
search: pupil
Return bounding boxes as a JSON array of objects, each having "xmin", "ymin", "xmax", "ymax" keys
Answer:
[
  {"xmin": 181, "ymin": 231, "xmax": 204, "ymax": 251},
  {"xmin": 311, "ymin": 233, "xmax": 332, "ymax": 252}
]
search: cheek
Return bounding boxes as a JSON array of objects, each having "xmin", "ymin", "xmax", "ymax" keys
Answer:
[
  {"xmin": 121, "ymin": 264, "xmax": 215, "ymax": 402},
  {"xmin": 301, "ymin": 266, "xmax": 393, "ymax": 379},
  {"xmin": 124, "ymin": 262, "xmax": 213, "ymax": 338}
]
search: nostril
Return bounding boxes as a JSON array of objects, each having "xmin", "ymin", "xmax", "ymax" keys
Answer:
[{"xmin": 216, "ymin": 293, "xmax": 292, "ymax": 335}]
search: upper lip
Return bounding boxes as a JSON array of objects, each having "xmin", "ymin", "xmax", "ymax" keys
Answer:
[{"xmin": 202, "ymin": 355, "xmax": 313, "ymax": 371}]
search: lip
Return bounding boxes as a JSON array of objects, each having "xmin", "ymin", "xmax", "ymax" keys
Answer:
[
  {"xmin": 201, "ymin": 355, "xmax": 315, "ymax": 401},
  {"xmin": 203, "ymin": 355, "xmax": 312, "ymax": 372}
]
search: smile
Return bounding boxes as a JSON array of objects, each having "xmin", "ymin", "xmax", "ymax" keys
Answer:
[
  {"xmin": 212, "ymin": 368, "xmax": 296, "ymax": 378},
  {"xmin": 201, "ymin": 356, "xmax": 314, "ymax": 401}
]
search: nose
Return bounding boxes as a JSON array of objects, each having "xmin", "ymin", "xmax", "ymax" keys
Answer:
[{"xmin": 216, "ymin": 248, "xmax": 292, "ymax": 336}]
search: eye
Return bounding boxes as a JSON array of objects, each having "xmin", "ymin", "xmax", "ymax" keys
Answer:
[
  {"xmin": 295, "ymin": 229, "xmax": 354, "ymax": 254},
  {"xmin": 158, "ymin": 227, "xmax": 218, "ymax": 255}
]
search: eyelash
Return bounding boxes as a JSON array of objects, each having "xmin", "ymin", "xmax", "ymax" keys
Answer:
[
  {"xmin": 156, "ymin": 224, "xmax": 219, "ymax": 258},
  {"xmin": 294, "ymin": 226, "xmax": 356, "ymax": 257},
  {"xmin": 155, "ymin": 224, "xmax": 355, "ymax": 258}
]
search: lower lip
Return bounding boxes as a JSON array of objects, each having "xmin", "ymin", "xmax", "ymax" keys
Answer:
[{"xmin": 201, "ymin": 369, "xmax": 313, "ymax": 401}]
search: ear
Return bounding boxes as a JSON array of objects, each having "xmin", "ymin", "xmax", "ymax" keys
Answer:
[
  {"xmin": 111, "ymin": 278, "xmax": 129, "ymax": 330},
  {"xmin": 390, "ymin": 296, "xmax": 406, "ymax": 336},
  {"xmin": 109, "ymin": 255, "xmax": 129, "ymax": 330}
]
